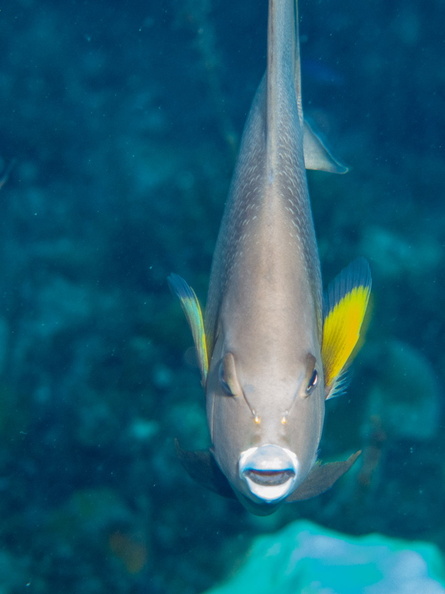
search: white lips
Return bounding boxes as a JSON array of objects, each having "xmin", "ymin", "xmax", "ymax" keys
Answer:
[{"xmin": 239, "ymin": 444, "xmax": 299, "ymax": 502}]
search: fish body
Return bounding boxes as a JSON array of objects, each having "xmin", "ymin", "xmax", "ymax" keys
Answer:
[{"xmin": 169, "ymin": 0, "xmax": 371, "ymax": 515}]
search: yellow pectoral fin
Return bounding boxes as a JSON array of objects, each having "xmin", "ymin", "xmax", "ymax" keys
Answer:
[
  {"xmin": 168, "ymin": 273, "xmax": 209, "ymax": 385},
  {"xmin": 322, "ymin": 258, "xmax": 372, "ymax": 399}
]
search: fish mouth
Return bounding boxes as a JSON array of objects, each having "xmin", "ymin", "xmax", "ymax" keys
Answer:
[
  {"xmin": 244, "ymin": 469, "xmax": 295, "ymax": 486},
  {"xmin": 239, "ymin": 445, "xmax": 299, "ymax": 502}
]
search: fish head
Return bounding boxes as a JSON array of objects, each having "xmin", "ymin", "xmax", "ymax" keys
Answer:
[{"xmin": 206, "ymin": 334, "xmax": 325, "ymax": 513}]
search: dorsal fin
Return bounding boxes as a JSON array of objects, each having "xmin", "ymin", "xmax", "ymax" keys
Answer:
[
  {"xmin": 303, "ymin": 120, "xmax": 348, "ymax": 174},
  {"xmin": 322, "ymin": 258, "xmax": 372, "ymax": 399},
  {"xmin": 168, "ymin": 274, "xmax": 209, "ymax": 385},
  {"xmin": 291, "ymin": 0, "xmax": 347, "ymax": 175}
]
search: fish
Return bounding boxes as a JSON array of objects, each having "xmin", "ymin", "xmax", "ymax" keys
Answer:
[{"xmin": 168, "ymin": 0, "xmax": 371, "ymax": 515}]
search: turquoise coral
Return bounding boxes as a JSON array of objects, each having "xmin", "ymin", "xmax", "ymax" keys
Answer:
[{"xmin": 204, "ymin": 520, "xmax": 445, "ymax": 594}]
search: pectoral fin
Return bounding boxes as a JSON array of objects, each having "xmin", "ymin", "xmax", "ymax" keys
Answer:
[
  {"xmin": 168, "ymin": 274, "xmax": 209, "ymax": 385},
  {"xmin": 322, "ymin": 258, "xmax": 372, "ymax": 399},
  {"xmin": 175, "ymin": 440, "xmax": 236, "ymax": 499},
  {"xmin": 286, "ymin": 450, "xmax": 361, "ymax": 502}
]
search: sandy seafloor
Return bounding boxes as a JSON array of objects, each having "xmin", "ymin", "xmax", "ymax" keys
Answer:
[{"xmin": 0, "ymin": 0, "xmax": 444, "ymax": 592}]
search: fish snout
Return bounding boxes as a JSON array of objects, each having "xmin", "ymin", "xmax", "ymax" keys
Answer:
[{"xmin": 238, "ymin": 444, "xmax": 299, "ymax": 502}]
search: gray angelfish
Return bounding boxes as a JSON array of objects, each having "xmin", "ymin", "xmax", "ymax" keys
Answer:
[{"xmin": 169, "ymin": 0, "xmax": 371, "ymax": 515}]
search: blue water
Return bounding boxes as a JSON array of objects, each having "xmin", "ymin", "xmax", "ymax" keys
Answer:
[{"xmin": 0, "ymin": 0, "xmax": 443, "ymax": 592}]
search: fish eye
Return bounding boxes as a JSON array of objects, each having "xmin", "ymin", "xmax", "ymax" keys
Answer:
[{"xmin": 306, "ymin": 369, "xmax": 318, "ymax": 395}]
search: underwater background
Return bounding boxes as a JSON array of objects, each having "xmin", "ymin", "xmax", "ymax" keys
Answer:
[{"xmin": 0, "ymin": 0, "xmax": 444, "ymax": 592}]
